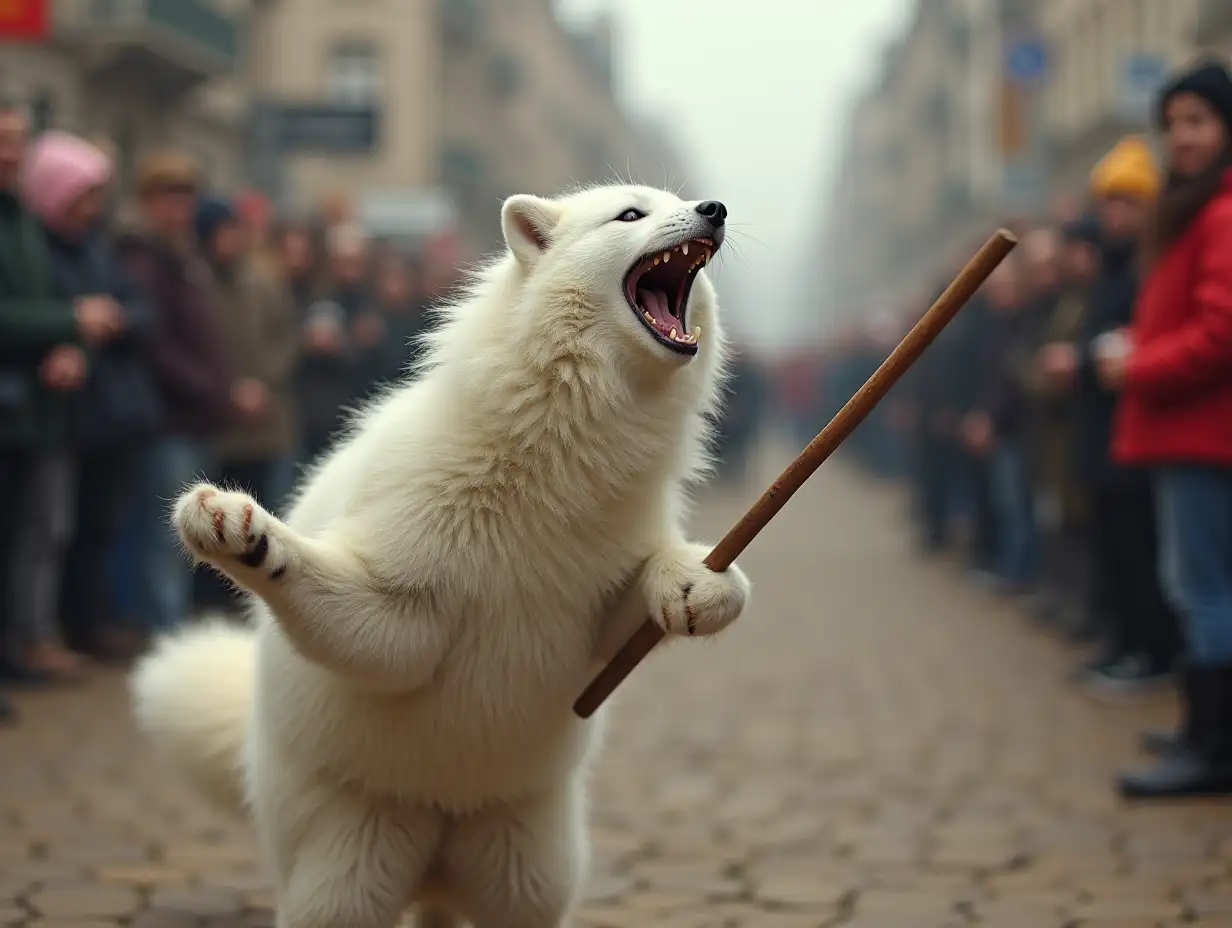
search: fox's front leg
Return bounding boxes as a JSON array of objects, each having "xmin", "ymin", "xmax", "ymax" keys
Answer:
[
  {"xmin": 173, "ymin": 483, "xmax": 294, "ymax": 597},
  {"xmin": 173, "ymin": 483, "xmax": 450, "ymax": 691}
]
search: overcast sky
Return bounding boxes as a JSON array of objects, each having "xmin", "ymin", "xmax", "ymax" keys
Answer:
[{"xmin": 555, "ymin": 0, "xmax": 912, "ymax": 353}]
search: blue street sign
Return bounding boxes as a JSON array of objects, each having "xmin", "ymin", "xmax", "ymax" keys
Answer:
[{"xmin": 1006, "ymin": 38, "xmax": 1047, "ymax": 85}]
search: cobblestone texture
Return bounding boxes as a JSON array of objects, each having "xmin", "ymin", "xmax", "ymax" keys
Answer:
[{"xmin": 2, "ymin": 444, "xmax": 1230, "ymax": 927}]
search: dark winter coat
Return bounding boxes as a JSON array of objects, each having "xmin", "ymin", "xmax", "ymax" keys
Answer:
[
  {"xmin": 0, "ymin": 190, "xmax": 82, "ymax": 448},
  {"xmin": 114, "ymin": 227, "xmax": 233, "ymax": 438},
  {"xmin": 43, "ymin": 226, "xmax": 161, "ymax": 449},
  {"xmin": 1076, "ymin": 237, "xmax": 1149, "ymax": 488}
]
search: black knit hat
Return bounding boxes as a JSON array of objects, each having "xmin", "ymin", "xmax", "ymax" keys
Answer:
[
  {"xmin": 1157, "ymin": 59, "xmax": 1232, "ymax": 131},
  {"xmin": 196, "ymin": 195, "xmax": 237, "ymax": 247}
]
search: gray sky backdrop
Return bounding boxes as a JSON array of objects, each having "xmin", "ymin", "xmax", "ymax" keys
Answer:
[{"xmin": 556, "ymin": 0, "xmax": 912, "ymax": 353}]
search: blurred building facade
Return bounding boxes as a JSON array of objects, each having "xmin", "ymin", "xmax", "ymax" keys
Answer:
[
  {"xmin": 818, "ymin": 0, "xmax": 1209, "ymax": 328},
  {"xmin": 820, "ymin": 0, "xmax": 1020, "ymax": 320},
  {"xmin": 1040, "ymin": 0, "xmax": 1200, "ymax": 193},
  {"xmin": 0, "ymin": 0, "xmax": 250, "ymax": 191},
  {"xmin": 246, "ymin": 0, "xmax": 686, "ymax": 255}
]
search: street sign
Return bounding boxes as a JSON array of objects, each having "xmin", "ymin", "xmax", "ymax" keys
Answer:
[
  {"xmin": 1120, "ymin": 53, "xmax": 1169, "ymax": 123},
  {"xmin": 275, "ymin": 104, "xmax": 379, "ymax": 154},
  {"xmin": 250, "ymin": 101, "xmax": 380, "ymax": 155},
  {"xmin": 246, "ymin": 100, "xmax": 380, "ymax": 208},
  {"xmin": 1006, "ymin": 37, "xmax": 1047, "ymax": 86}
]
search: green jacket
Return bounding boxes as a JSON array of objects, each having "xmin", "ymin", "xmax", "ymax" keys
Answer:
[{"xmin": 0, "ymin": 191, "xmax": 80, "ymax": 448}]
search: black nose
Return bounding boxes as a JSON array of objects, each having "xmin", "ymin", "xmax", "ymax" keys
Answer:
[{"xmin": 695, "ymin": 200, "xmax": 727, "ymax": 228}]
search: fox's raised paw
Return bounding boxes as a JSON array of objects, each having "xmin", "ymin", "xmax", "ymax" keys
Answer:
[
  {"xmin": 644, "ymin": 543, "xmax": 749, "ymax": 638},
  {"xmin": 173, "ymin": 483, "xmax": 284, "ymax": 577}
]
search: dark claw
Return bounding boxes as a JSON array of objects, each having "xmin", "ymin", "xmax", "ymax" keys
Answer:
[
  {"xmin": 269, "ymin": 563, "xmax": 287, "ymax": 580},
  {"xmin": 683, "ymin": 583, "xmax": 696, "ymax": 635},
  {"xmin": 237, "ymin": 533, "xmax": 269, "ymax": 568}
]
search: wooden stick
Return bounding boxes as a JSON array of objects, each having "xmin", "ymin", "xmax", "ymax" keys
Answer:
[{"xmin": 573, "ymin": 228, "xmax": 1018, "ymax": 719}]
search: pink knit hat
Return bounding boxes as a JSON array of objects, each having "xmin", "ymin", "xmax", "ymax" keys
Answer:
[{"xmin": 20, "ymin": 131, "xmax": 112, "ymax": 233}]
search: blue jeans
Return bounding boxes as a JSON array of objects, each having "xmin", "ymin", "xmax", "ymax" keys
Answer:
[
  {"xmin": 993, "ymin": 439, "xmax": 1038, "ymax": 588},
  {"xmin": 267, "ymin": 453, "xmax": 299, "ymax": 516},
  {"xmin": 1157, "ymin": 466, "xmax": 1232, "ymax": 665},
  {"xmin": 130, "ymin": 437, "xmax": 212, "ymax": 632}
]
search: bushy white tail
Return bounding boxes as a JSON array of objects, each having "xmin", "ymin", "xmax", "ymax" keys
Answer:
[{"xmin": 130, "ymin": 618, "xmax": 255, "ymax": 816}]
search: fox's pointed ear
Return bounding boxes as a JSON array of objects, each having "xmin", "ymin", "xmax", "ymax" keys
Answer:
[{"xmin": 502, "ymin": 194, "xmax": 562, "ymax": 267}]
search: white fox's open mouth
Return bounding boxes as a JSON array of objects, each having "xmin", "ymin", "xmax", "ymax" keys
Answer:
[{"xmin": 623, "ymin": 237, "xmax": 716, "ymax": 357}]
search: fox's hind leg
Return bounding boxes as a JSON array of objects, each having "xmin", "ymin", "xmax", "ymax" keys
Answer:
[{"xmin": 441, "ymin": 780, "xmax": 586, "ymax": 928}]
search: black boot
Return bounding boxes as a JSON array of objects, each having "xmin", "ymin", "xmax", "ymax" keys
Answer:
[
  {"xmin": 1119, "ymin": 664, "xmax": 1232, "ymax": 799},
  {"xmin": 1140, "ymin": 663, "xmax": 1197, "ymax": 756}
]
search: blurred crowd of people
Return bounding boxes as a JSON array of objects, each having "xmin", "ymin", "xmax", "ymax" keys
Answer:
[
  {"xmin": 813, "ymin": 60, "xmax": 1232, "ymax": 801},
  {"xmin": 0, "ymin": 96, "xmax": 453, "ymax": 725}
]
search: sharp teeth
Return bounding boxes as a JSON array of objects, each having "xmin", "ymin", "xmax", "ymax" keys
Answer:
[
  {"xmin": 662, "ymin": 251, "xmax": 671, "ymax": 262},
  {"xmin": 643, "ymin": 311, "xmax": 654, "ymax": 324},
  {"xmin": 692, "ymin": 325, "xmax": 702, "ymax": 340},
  {"xmin": 669, "ymin": 327, "xmax": 677, "ymax": 339},
  {"xmin": 653, "ymin": 257, "xmax": 660, "ymax": 266},
  {"xmin": 682, "ymin": 243, "xmax": 689, "ymax": 256}
]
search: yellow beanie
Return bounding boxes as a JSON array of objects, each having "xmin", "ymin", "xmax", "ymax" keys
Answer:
[{"xmin": 1090, "ymin": 135, "xmax": 1160, "ymax": 200}]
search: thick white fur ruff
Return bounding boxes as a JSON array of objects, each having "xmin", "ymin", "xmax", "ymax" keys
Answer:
[{"xmin": 130, "ymin": 184, "xmax": 750, "ymax": 928}]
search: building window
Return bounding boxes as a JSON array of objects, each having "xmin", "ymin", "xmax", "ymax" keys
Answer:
[
  {"xmin": 441, "ymin": 0, "xmax": 481, "ymax": 45},
  {"xmin": 948, "ymin": 19, "xmax": 971, "ymax": 58},
  {"xmin": 114, "ymin": 119, "xmax": 138, "ymax": 196},
  {"xmin": 439, "ymin": 142, "xmax": 485, "ymax": 212},
  {"xmin": 327, "ymin": 41, "xmax": 380, "ymax": 105},
  {"xmin": 925, "ymin": 90, "xmax": 950, "ymax": 130},
  {"xmin": 29, "ymin": 91, "xmax": 54, "ymax": 134},
  {"xmin": 487, "ymin": 51, "xmax": 522, "ymax": 101}
]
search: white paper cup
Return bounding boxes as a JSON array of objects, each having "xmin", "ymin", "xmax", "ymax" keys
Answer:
[{"xmin": 1092, "ymin": 331, "xmax": 1129, "ymax": 362}]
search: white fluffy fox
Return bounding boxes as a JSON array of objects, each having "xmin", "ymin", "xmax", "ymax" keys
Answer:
[{"xmin": 130, "ymin": 185, "xmax": 749, "ymax": 928}]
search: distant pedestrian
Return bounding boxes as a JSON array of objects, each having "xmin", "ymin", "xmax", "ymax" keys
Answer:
[
  {"xmin": 115, "ymin": 151, "xmax": 232, "ymax": 633},
  {"xmin": 298, "ymin": 222, "xmax": 370, "ymax": 464},
  {"xmin": 23, "ymin": 131, "xmax": 160, "ymax": 662},
  {"xmin": 193, "ymin": 195, "xmax": 300, "ymax": 613},
  {"xmin": 0, "ymin": 104, "xmax": 109, "ymax": 694}
]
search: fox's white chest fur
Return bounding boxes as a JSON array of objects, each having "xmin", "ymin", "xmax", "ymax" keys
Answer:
[
  {"xmin": 253, "ymin": 354, "xmax": 690, "ymax": 807},
  {"xmin": 131, "ymin": 185, "xmax": 750, "ymax": 928}
]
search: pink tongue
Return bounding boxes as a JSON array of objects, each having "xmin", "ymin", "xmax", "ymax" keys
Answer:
[{"xmin": 638, "ymin": 290, "xmax": 674, "ymax": 327}]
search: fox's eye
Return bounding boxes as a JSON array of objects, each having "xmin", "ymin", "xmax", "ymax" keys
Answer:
[{"xmin": 615, "ymin": 208, "xmax": 646, "ymax": 222}]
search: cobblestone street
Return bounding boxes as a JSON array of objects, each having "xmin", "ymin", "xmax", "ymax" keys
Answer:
[{"xmin": 3, "ymin": 445, "xmax": 1232, "ymax": 927}]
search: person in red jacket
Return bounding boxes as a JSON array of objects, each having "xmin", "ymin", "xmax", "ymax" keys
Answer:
[{"xmin": 1098, "ymin": 61, "xmax": 1232, "ymax": 799}]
